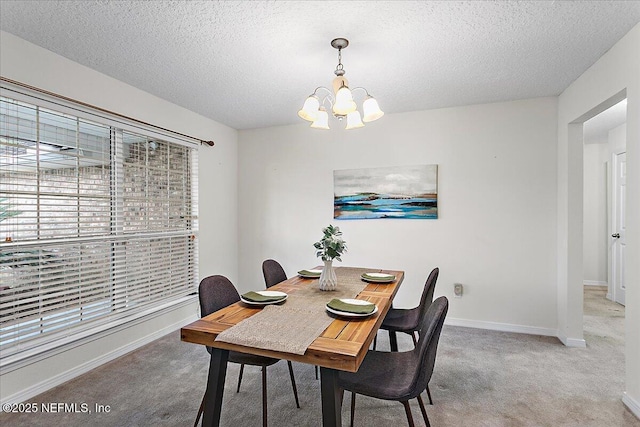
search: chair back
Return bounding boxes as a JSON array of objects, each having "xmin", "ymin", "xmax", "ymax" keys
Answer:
[
  {"xmin": 198, "ymin": 275, "xmax": 241, "ymax": 354},
  {"xmin": 199, "ymin": 275, "xmax": 241, "ymax": 317},
  {"xmin": 416, "ymin": 267, "xmax": 439, "ymax": 327},
  {"xmin": 262, "ymin": 259, "xmax": 287, "ymax": 288},
  {"xmin": 409, "ymin": 296, "xmax": 448, "ymax": 399}
]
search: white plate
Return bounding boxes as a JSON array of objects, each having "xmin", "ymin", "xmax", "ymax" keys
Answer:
[
  {"xmin": 240, "ymin": 290, "xmax": 288, "ymax": 306},
  {"xmin": 361, "ymin": 272, "xmax": 395, "ymax": 283},
  {"xmin": 325, "ymin": 299, "xmax": 378, "ymax": 318},
  {"xmin": 298, "ymin": 269, "xmax": 322, "ymax": 278}
]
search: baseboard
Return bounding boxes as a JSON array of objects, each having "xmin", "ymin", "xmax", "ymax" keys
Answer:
[
  {"xmin": 583, "ymin": 280, "xmax": 608, "ymax": 286},
  {"xmin": 557, "ymin": 334, "xmax": 587, "ymax": 348},
  {"xmin": 0, "ymin": 312, "xmax": 198, "ymax": 406},
  {"xmin": 445, "ymin": 317, "xmax": 557, "ymax": 338},
  {"xmin": 447, "ymin": 319, "xmax": 587, "ymax": 348},
  {"xmin": 623, "ymin": 392, "xmax": 640, "ymax": 420}
]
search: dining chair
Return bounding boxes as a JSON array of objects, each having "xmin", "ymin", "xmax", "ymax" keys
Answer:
[
  {"xmin": 339, "ymin": 296, "xmax": 449, "ymax": 427},
  {"xmin": 194, "ymin": 275, "xmax": 300, "ymax": 427},
  {"xmin": 262, "ymin": 259, "xmax": 288, "ymax": 288},
  {"xmin": 374, "ymin": 267, "xmax": 438, "ymax": 350},
  {"xmin": 374, "ymin": 267, "xmax": 439, "ymax": 403},
  {"xmin": 262, "ymin": 258, "xmax": 319, "ymax": 380}
]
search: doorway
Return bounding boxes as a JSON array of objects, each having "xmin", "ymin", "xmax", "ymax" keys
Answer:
[{"xmin": 582, "ymin": 97, "xmax": 627, "ymax": 329}]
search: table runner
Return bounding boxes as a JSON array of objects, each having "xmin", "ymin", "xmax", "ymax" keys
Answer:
[{"xmin": 215, "ymin": 267, "xmax": 371, "ymax": 355}]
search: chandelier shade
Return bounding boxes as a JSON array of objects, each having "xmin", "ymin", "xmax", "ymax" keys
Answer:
[
  {"xmin": 298, "ymin": 95, "xmax": 320, "ymax": 122},
  {"xmin": 362, "ymin": 96, "xmax": 384, "ymax": 122},
  {"xmin": 310, "ymin": 107, "xmax": 330, "ymax": 129},
  {"xmin": 345, "ymin": 111, "xmax": 364, "ymax": 130},
  {"xmin": 333, "ymin": 84, "xmax": 357, "ymax": 116},
  {"xmin": 298, "ymin": 38, "xmax": 383, "ymax": 130}
]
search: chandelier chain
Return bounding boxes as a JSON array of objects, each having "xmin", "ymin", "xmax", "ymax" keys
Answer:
[{"xmin": 335, "ymin": 47, "xmax": 345, "ymax": 75}]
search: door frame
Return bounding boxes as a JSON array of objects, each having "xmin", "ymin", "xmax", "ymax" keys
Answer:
[{"xmin": 565, "ymin": 89, "xmax": 626, "ymax": 347}]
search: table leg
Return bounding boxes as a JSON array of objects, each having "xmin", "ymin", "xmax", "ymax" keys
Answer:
[
  {"xmin": 202, "ymin": 348, "xmax": 229, "ymax": 427},
  {"xmin": 320, "ymin": 367, "xmax": 342, "ymax": 427}
]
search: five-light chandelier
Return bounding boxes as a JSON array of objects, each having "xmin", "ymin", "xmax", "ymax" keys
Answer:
[{"xmin": 298, "ymin": 38, "xmax": 384, "ymax": 130}]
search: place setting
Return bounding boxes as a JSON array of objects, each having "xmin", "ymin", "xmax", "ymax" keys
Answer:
[
  {"xmin": 325, "ymin": 298, "xmax": 378, "ymax": 318},
  {"xmin": 298, "ymin": 269, "xmax": 322, "ymax": 279},
  {"xmin": 240, "ymin": 290, "xmax": 288, "ymax": 306},
  {"xmin": 360, "ymin": 271, "xmax": 396, "ymax": 283}
]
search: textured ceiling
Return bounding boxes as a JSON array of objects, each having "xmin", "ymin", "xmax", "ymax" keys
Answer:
[{"xmin": 1, "ymin": 1, "xmax": 639, "ymax": 130}]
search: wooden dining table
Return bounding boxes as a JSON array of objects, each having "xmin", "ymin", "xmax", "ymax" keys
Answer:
[{"xmin": 181, "ymin": 266, "xmax": 404, "ymax": 427}]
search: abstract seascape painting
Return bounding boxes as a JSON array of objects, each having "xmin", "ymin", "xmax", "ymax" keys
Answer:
[{"xmin": 334, "ymin": 165, "xmax": 438, "ymax": 220}]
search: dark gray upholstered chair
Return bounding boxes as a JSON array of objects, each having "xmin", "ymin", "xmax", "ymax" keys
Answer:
[
  {"xmin": 375, "ymin": 268, "xmax": 438, "ymax": 347},
  {"xmin": 339, "ymin": 296, "xmax": 449, "ymax": 427},
  {"xmin": 261, "ymin": 259, "xmax": 319, "ymax": 380},
  {"xmin": 374, "ymin": 267, "xmax": 439, "ymax": 403},
  {"xmin": 379, "ymin": 268, "xmax": 439, "ymax": 348},
  {"xmin": 194, "ymin": 275, "xmax": 300, "ymax": 427},
  {"xmin": 262, "ymin": 259, "xmax": 288, "ymax": 288}
]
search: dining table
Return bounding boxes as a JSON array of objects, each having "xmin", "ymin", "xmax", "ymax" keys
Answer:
[{"xmin": 180, "ymin": 266, "xmax": 404, "ymax": 427}]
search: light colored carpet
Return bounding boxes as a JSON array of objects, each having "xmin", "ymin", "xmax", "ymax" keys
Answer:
[{"xmin": 1, "ymin": 286, "xmax": 638, "ymax": 426}]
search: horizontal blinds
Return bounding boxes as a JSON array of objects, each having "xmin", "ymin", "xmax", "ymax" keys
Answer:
[
  {"xmin": 0, "ymin": 94, "xmax": 198, "ymax": 362},
  {"xmin": 1, "ymin": 100, "xmax": 112, "ymax": 241},
  {"xmin": 0, "ymin": 235, "xmax": 195, "ymax": 352}
]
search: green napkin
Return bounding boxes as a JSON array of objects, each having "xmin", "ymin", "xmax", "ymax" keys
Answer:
[
  {"xmin": 241, "ymin": 291, "xmax": 286, "ymax": 303},
  {"xmin": 327, "ymin": 299, "xmax": 376, "ymax": 314},
  {"xmin": 298, "ymin": 269, "xmax": 321, "ymax": 276}
]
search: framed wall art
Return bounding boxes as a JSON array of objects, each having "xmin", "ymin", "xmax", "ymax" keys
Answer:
[{"xmin": 334, "ymin": 164, "xmax": 438, "ymax": 220}]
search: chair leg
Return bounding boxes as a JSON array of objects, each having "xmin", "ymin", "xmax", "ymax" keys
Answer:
[
  {"xmin": 401, "ymin": 400, "xmax": 415, "ymax": 427},
  {"xmin": 411, "ymin": 331, "xmax": 418, "ymax": 348},
  {"xmin": 261, "ymin": 366, "xmax": 268, "ymax": 427},
  {"xmin": 236, "ymin": 363, "xmax": 245, "ymax": 393},
  {"xmin": 350, "ymin": 392, "xmax": 356, "ymax": 427},
  {"xmin": 194, "ymin": 392, "xmax": 205, "ymax": 427},
  {"xmin": 417, "ymin": 395, "xmax": 430, "ymax": 427},
  {"xmin": 315, "ymin": 365, "xmax": 318, "ymax": 380},
  {"xmin": 287, "ymin": 361, "xmax": 301, "ymax": 408},
  {"xmin": 373, "ymin": 334, "xmax": 377, "ymax": 350},
  {"xmin": 426, "ymin": 384, "xmax": 433, "ymax": 404},
  {"xmin": 389, "ymin": 330, "xmax": 399, "ymax": 352}
]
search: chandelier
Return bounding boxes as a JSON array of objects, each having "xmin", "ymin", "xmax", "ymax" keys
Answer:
[{"xmin": 298, "ymin": 38, "xmax": 384, "ymax": 130}]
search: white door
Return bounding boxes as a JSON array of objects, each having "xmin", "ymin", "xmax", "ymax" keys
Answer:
[{"xmin": 611, "ymin": 151, "xmax": 626, "ymax": 305}]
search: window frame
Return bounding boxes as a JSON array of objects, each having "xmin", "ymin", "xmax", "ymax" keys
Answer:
[{"xmin": 0, "ymin": 82, "xmax": 200, "ymax": 368}]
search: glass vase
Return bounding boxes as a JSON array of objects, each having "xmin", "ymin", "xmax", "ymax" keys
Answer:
[{"xmin": 319, "ymin": 260, "xmax": 337, "ymax": 291}]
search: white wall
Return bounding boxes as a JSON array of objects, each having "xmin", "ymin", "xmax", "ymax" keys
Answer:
[
  {"xmin": 0, "ymin": 31, "xmax": 239, "ymax": 403},
  {"xmin": 238, "ymin": 97, "xmax": 559, "ymax": 335},
  {"xmin": 583, "ymin": 141, "xmax": 609, "ymax": 284},
  {"xmin": 610, "ymin": 123, "xmax": 627, "ymax": 153},
  {"xmin": 557, "ymin": 23, "xmax": 640, "ymax": 415}
]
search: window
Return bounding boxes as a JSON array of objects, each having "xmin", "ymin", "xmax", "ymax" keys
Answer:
[{"xmin": 0, "ymin": 92, "xmax": 198, "ymax": 364}]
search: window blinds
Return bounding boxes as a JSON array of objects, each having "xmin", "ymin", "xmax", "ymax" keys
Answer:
[{"xmin": 0, "ymin": 93, "xmax": 199, "ymax": 364}]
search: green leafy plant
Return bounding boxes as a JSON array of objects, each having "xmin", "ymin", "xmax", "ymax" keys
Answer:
[{"xmin": 314, "ymin": 224, "xmax": 347, "ymax": 262}]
